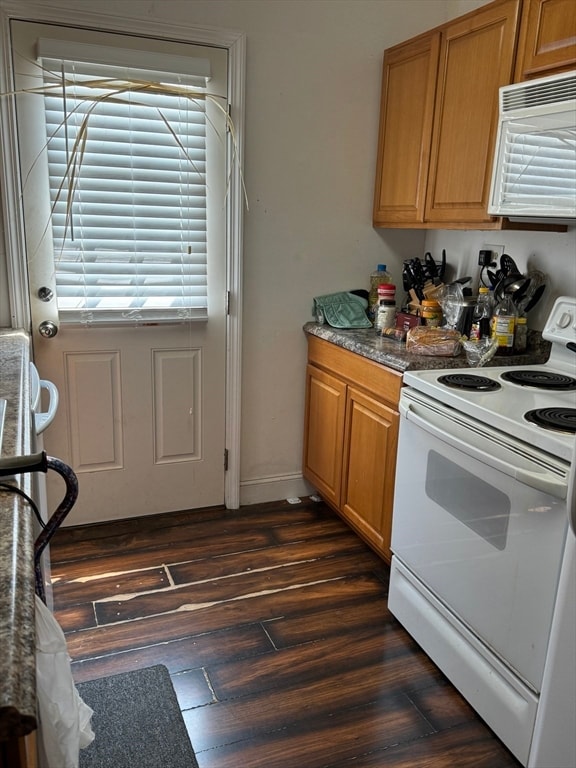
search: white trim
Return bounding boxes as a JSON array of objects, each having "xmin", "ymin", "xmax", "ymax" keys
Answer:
[
  {"xmin": 239, "ymin": 472, "xmax": 315, "ymax": 506},
  {"xmin": 0, "ymin": 0, "xmax": 245, "ymax": 510},
  {"xmin": 224, "ymin": 30, "xmax": 245, "ymax": 511},
  {"xmin": 0, "ymin": 9, "xmax": 29, "ymax": 328}
]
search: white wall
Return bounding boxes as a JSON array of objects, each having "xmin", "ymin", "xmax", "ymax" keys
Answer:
[
  {"xmin": 7, "ymin": 0, "xmax": 569, "ymax": 508},
  {"xmin": 423, "ymin": 229, "xmax": 576, "ymax": 332}
]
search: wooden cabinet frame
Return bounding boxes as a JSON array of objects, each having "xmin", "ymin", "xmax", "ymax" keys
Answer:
[{"xmin": 303, "ymin": 336, "xmax": 402, "ymax": 561}]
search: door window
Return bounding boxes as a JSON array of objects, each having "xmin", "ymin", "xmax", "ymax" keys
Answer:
[{"xmin": 11, "ymin": 22, "xmax": 228, "ymax": 328}]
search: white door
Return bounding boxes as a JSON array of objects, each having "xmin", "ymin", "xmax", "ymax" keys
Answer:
[{"xmin": 11, "ymin": 21, "xmax": 230, "ymax": 525}]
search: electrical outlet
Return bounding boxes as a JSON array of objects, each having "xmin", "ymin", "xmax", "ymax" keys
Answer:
[{"xmin": 483, "ymin": 244, "xmax": 505, "ymax": 263}]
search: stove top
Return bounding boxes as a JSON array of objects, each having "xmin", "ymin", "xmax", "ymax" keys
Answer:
[{"xmin": 403, "ymin": 296, "xmax": 576, "ymax": 462}]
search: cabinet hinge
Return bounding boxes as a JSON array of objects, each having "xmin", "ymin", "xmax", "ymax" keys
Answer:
[{"xmin": 224, "ymin": 448, "xmax": 229, "ymax": 471}]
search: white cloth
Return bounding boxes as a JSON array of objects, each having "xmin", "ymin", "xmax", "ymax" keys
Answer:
[{"xmin": 35, "ymin": 595, "xmax": 95, "ymax": 768}]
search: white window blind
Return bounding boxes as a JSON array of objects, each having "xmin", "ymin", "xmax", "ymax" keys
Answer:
[
  {"xmin": 500, "ymin": 125, "xmax": 576, "ymax": 209},
  {"xmin": 40, "ymin": 51, "xmax": 212, "ymax": 323}
]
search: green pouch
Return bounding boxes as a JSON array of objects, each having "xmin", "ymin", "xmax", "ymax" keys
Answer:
[{"xmin": 312, "ymin": 292, "xmax": 371, "ymax": 329}]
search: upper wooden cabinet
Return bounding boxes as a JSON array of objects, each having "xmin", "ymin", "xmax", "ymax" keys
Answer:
[
  {"xmin": 372, "ymin": 33, "xmax": 440, "ymax": 226},
  {"xmin": 515, "ymin": 0, "xmax": 576, "ymax": 80},
  {"xmin": 425, "ymin": 0, "xmax": 521, "ymax": 226},
  {"xmin": 373, "ymin": 0, "xmax": 573, "ymax": 230}
]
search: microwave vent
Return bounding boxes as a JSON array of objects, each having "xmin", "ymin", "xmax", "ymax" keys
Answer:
[{"xmin": 501, "ymin": 73, "xmax": 576, "ymax": 113}]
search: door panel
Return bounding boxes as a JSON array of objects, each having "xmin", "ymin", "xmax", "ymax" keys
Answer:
[
  {"xmin": 302, "ymin": 364, "xmax": 346, "ymax": 508},
  {"xmin": 342, "ymin": 386, "xmax": 399, "ymax": 557},
  {"xmin": 425, "ymin": 0, "xmax": 520, "ymax": 223},
  {"xmin": 38, "ymin": 322, "xmax": 226, "ymax": 525},
  {"xmin": 11, "ymin": 21, "xmax": 228, "ymax": 524}
]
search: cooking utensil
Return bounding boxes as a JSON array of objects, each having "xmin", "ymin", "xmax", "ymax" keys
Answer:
[
  {"xmin": 495, "ymin": 272, "xmax": 531, "ymax": 303},
  {"xmin": 402, "ymin": 263, "xmax": 412, "ymax": 293},
  {"xmin": 500, "ymin": 254, "xmax": 520, "ymax": 275},
  {"xmin": 439, "ymin": 249, "xmax": 446, "ymax": 281},
  {"xmin": 516, "ymin": 269, "xmax": 546, "ymax": 314},
  {"xmin": 524, "ymin": 283, "xmax": 546, "ymax": 313},
  {"xmin": 424, "ymin": 252, "xmax": 440, "ymax": 284}
]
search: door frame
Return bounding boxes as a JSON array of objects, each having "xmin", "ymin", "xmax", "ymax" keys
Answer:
[{"xmin": 0, "ymin": 0, "xmax": 245, "ymax": 508}]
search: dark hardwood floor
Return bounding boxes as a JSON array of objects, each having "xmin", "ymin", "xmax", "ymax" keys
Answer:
[{"xmin": 50, "ymin": 498, "xmax": 522, "ymax": 768}]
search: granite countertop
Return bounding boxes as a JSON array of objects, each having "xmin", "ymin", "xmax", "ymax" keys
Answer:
[
  {"xmin": 303, "ymin": 321, "xmax": 551, "ymax": 372},
  {"xmin": 0, "ymin": 329, "xmax": 37, "ymax": 741}
]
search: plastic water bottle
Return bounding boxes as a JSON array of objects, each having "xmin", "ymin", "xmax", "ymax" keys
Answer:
[
  {"xmin": 470, "ymin": 287, "xmax": 494, "ymax": 339},
  {"xmin": 491, "ymin": 295, "xmax": 517, "ymax": 355},
  {"xmin": 368, "ymin": 264, "xmax": 391, "ymax": 322}
]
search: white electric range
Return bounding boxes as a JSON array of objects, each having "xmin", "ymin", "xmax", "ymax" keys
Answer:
[{"xmin": 388, "ymin": 295, "xmax": 576, "ymax": 767}]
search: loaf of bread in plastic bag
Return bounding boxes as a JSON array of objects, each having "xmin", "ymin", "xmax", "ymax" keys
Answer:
[{"xmin": 406, "ymin": 326, "xmax": 462, "ymax": 356}]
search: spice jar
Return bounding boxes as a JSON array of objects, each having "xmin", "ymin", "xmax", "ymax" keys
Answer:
[{"xmin": 421, "ymin": 299, "xmax": 442, "ymax": 327}]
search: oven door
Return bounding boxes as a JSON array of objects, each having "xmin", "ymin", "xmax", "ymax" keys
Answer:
[{"xmin": 390, "ymin": 387, "xmax": 568, "ymax": 692}]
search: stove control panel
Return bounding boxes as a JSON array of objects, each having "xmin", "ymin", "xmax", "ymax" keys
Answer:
[{"xmin": 543, "ymin": 296, "xmax": 576, "ymax": 346}]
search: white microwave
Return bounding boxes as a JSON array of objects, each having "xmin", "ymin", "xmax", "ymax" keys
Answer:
[{"xmin": 488, "ymin": 70, "xmax": 576, "ymax": 223}]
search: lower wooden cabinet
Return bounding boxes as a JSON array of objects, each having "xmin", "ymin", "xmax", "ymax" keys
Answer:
[
  {"xmin": 303, "ymin": 336, "xmax": 401, "ymax": 562},
  {"xmin": 0, "ymin": 732, "xmax": 37, "ymax": 768}
]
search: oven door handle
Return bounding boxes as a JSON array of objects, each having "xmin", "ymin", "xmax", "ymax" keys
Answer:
[
  {"xmin": 34, "ymin": 378, "xmax": 59, "ymax": 435},
  {"xmin": 401, "ymin": 401, "xmax": 567, "ymax": 499}
]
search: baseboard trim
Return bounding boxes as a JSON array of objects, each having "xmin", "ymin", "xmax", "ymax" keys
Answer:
[{"xmin": 239, "ymin": 472, "xmax": 314, "ymax": 506}]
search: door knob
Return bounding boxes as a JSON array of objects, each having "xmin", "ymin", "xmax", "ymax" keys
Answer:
[{"xmin": 38, "ymin": 320, "xmax": 58, "ymax": 338}]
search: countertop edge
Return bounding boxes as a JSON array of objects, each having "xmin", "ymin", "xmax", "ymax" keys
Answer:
[
  {"xmin": 0, "ymin": 329, "xmax": 37, "ymax": 740},
  {"xmin": 302, "ymin": 322, "xmax": 551, "ymax": 372}
]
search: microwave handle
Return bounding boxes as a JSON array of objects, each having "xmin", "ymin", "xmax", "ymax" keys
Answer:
[{"xmin": 401, "ymin": 401, "xmax": 567, "ymax": 500}]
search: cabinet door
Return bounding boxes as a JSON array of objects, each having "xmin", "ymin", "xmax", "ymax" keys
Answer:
[
  {"xmin": 302, "ymin": 364, "xmax": 346, "ymax": 508},
  {"xmin": 425, "ymin": 0, "xmax": 521, "ymax": 224},
  {"xmin": 372, "ymin": 33, "xmax": 440, "ymax": 226},
  {"xmin": 515, "ymin": 0, "xmax": 576, "ymax": 80},
  {"xmin": 341, "ymin": 386, "xmax": 399, "ymax": 561}
]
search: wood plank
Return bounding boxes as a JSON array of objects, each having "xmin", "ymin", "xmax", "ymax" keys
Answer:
[
  {"xmin": 171, "ymin": 668, "xmax": 216, "ymax": 709},
  {"xmin": 93, "ymin": 550, "xmax": 384, "ymax": 624},
  {"xmin": 168, "ymin": 533, "xmax": 371, "ymax": 584},
  {"xmin": 263, "ymin": 593, "xmax": 389, "ymax": 647},
  {"xmin": 53, "ymin": 566, "xmax": 169, "ymax": 604},
  {"xmin": 54, "ymin": 603, "xmax": 96, "ymax": 633},
  {"xmin": 205, "ymin": 623, "xmax": 439, "ymax": 701},
  {"xmin": 52, "ymin": 500, "xmax": 332, "ymax": 558},
  {"xmin": 62, "ymin": 573, "xmax": 386, "ymax": 661},
  {"xmin": 70, "ymin": 623, "xmax": 273, "ymax": 683},
  {"xmin": 187, "ymin": 653, "xmax": 443, "ymax": 753},
  {"xmin": 328, "ymin": 720, "xmax": 522, "ymax": 768},
  {"xmin": 51, "ymin": 528, "xmax": 276, "ymax": 580},
  {"xmin": 190, "ymin": 693, "xmax": 433, "ymax": 768}
]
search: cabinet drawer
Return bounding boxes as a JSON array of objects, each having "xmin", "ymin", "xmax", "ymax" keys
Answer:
[{"xmin": 307, "ymin": 336, "xmax": 402, "ymax": 407}]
